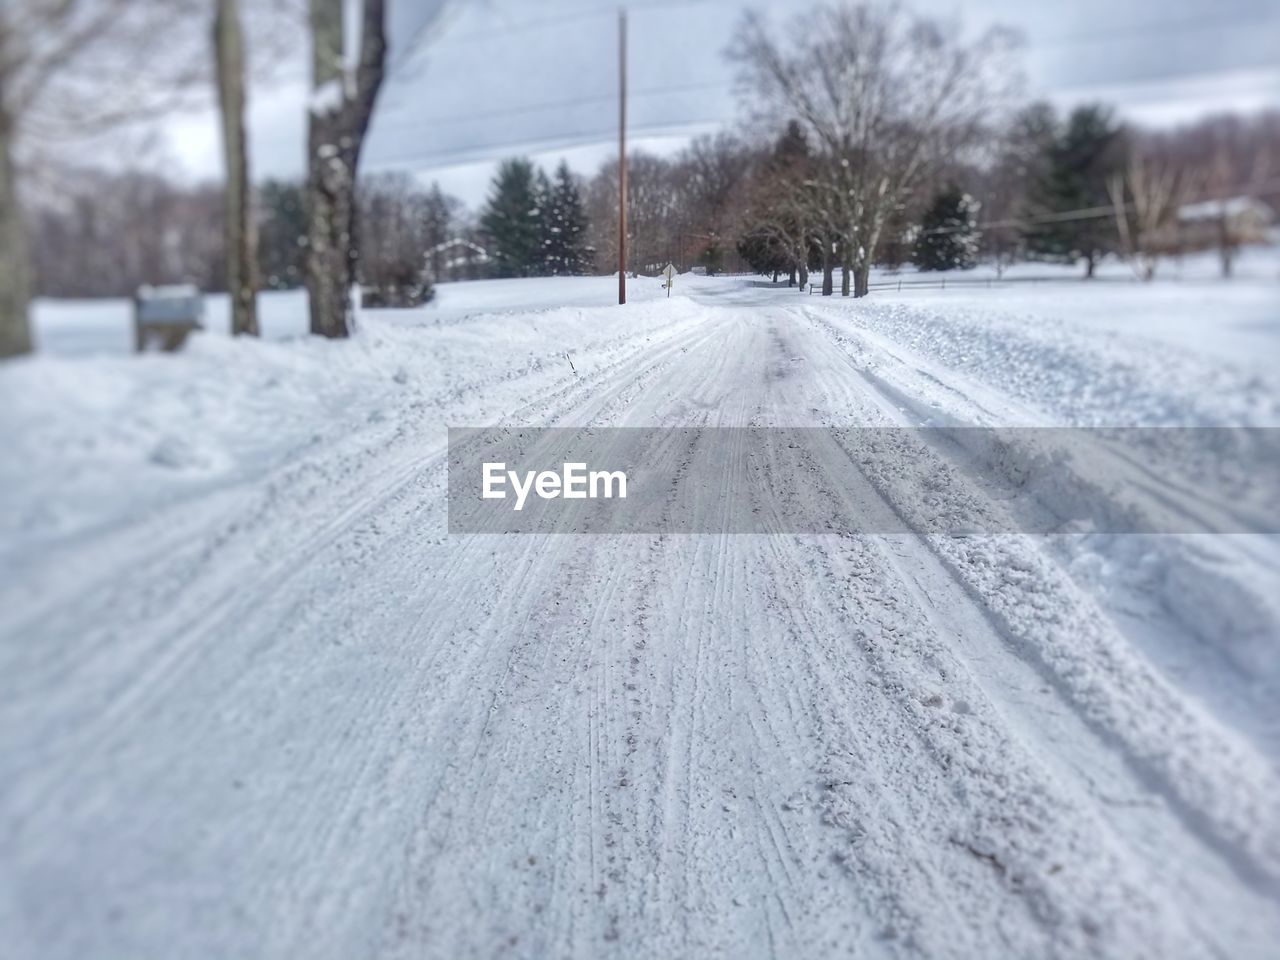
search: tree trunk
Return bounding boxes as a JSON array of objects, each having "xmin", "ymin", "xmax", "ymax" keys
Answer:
[
  {"xmin": 305, "ymin": 131, "xmax": 356, "ymax": 337},
  {"xmin": 1219, "ymin": 217, "xmax": 1233, "ymax": 279},
  {"xmin": 856, "ymin": 222, "xmax": 884, "ymax": 298},
  {"xmin": 840, "ymin": 242, "xmax": 851, "ymax": 297},
  {"xmin": 821, "ymin": 242, "xmax": 833, "ymax": 296},
  {"xmin": 798, "ymin": 262, "xmax": 808, "ymax": 291},
  {"xmin": 215, "ymin": 0, "xmax": 259, "ymax": 337},
  {"xmin": 854, "ymin": 261, "xmax": 871, "ymax": 298},
  {"xmin": 1084, "ymin": 251, "xmax": 1096, "ymax": 279},
  {"xmin": 0, "ymin": 108, "xmax": 31, "ymax": 359},
  {"xmin": 787, "ymin": 267, "xmax": 795, "ymax": 286},
  {"xmin": 305, "ymin": 0, "xmax": 387, "ymax": 338}
]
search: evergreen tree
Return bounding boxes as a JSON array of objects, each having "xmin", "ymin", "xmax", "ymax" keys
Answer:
[
  {"xmin": 480, "ymin": 158, "xmax": 543, "ymax": 277},
  {"xmin": 1025, "ymin": 104, "xmax": 1123, "ymax": 277},
  {"xmin": 736, "ymin": 232, "xmax": 792, "ymax": 278},
  {"xmin": 543, "ymin": 161, "xmax": 591, "ymax": 275},
  {"xmin": 258, "ymin": 179, "xmax": 308, "ymax": 290},
  {"xmin": 913, "ymin": 187, "xmax": 980, "ymax": 271},
  {"xmin": 532, "ymin": 167, "xmax": 554, "ymax": 275},
  {"xmin": 772, "ymin": 119, "xmax": 809, "ymax": 167},
  {"xmin": 736, "ymin": 120, "xmax": 819, "ymax": 286}
]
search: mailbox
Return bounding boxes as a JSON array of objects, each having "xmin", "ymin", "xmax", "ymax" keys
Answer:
[{"xmin": 134, "ymin": 285, "xmax": 204, "ymax": 352}]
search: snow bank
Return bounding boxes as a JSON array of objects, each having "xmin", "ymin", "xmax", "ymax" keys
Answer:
[{"xmin": 2, "ymin": 277, "xmax": 693, "ymax": 559}]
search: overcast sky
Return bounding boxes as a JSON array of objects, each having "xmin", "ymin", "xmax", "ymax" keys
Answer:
[{"xmin": 160, "ymin": 0, "xmax": 1280, "ymax": 209}]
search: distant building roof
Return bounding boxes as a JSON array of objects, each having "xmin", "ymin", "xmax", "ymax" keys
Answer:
[
  {"xmin": 1177, "ymin": 196, "xmax": 1274, "ymax": 223},
  {"xmin": 138, "ymin": 283, "xmax": 201, "ymax": 300},
  {"xmin": 426, "ymin": 237, "xmax": 489, "ymax": 259}
]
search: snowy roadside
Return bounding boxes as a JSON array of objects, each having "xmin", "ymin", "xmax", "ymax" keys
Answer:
[
  {"xmin": 2, "ymin": 273, "xmax": 1278, "ymax": 958},
  {"xmin": 1, "ymin": 278, "xmax": 683, "ymax": 559},
  {"xmin": 792, "ymin": 281, "xmax": 1280, "ymax": 764}
]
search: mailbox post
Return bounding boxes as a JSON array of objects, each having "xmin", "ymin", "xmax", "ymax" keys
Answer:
[{"xmin": 134, "ymin": 285, "xmax": 205, "ymax": 353}]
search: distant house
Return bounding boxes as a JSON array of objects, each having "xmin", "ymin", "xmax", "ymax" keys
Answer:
[
  {"xmin": 1173, "ymin": 196, "xmax": 1274, "ymax": 252},
  {"xmin": 425, "ymin": 238, "xmax": 491, "ymax": 283}
]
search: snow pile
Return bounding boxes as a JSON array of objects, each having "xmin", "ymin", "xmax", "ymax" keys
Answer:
[
  {"xmin": 2, "ymin": 279, "xmax": 693, "ymax": 558},
  {"xmin": 804, "ymin": 283, "xmax": 1279, "ymax": 687},
  {"xmin": 832, "ymin": 295, "xmax": 1280, "ymax": 427}
]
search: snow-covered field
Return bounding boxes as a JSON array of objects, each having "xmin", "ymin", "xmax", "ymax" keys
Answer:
[{"xmin": 2, "ymin": 265, "xmax": 1278, "ymax": 958}]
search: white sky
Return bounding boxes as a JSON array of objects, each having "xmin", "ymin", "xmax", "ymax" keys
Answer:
[{"xmin": 158, "ymin": 0, "xmax": 1280, "ymax": 210}]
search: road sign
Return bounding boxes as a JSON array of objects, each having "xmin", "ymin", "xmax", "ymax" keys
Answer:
[{"xmin": 662, "ymin": 263, "xmax": 676, "ymax": 297}]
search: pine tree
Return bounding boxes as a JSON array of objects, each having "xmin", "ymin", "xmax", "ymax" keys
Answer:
[
  {"xmin": 543, "ymin": 161, "xmax": 591, "ymax": 275},
  {"xmin": 736, "ymin": 232, "xmax": 792, "ymax": 278},
  {"xmin": 736, "ymin": 121, "xmax": 818, "ymax": 286},
  {"xmin": 258, "ymin": 179, "xmax": 308, "ymax": 290},
  {"xmin": 480, "ymin": 158, "xmax": 543, "ymax": 277},
  {"xmin": 1025, "ymin": 104, "xmax": 1123, "ymax": 277},
  {"xmin": 532, "ymin": 168, "xmax": 554, "ymax": 276},
  {"xmin": 913, "ymin": 187, "xmax": 980, "ymax": 271}
]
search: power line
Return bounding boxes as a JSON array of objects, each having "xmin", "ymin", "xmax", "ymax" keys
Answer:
[
  {"xmin": 1032, "ymin": 8, "xmax": 1277, "ymax": 49},
  {"xmin": 386, "ymin": 0, "xmax": 720, "ymax": 87},
  {"xmin": 366, "ymin": 4, "xmax": 1279, "ymax": 173},
  {"xmin": 376, "ymin": 59, "xmax": 1276, "ymax": 144},
  {"xmin": 364, "ymin": 118, "xmax": 724, "ymax": 171},
  {"xmin": 918, "ymin": 178, "xmax": 1280, "ymax": 236},
  {"xmin": 422, "ymin": 0, "xmax": 719, "ymax": 47},
  {"xmin": 393, "ymin": 2, "xmax": 1277, "ymax": 64},
  {"xmin": 382, "ymin": 80, "xmax": 725, "ymax": 133}
]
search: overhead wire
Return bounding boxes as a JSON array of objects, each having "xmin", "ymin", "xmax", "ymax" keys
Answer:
[{"xmin": 365, "ymin": 3, "xmax": 1279, "ymax": 171}]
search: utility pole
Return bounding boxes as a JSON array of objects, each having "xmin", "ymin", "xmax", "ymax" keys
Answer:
[{"xmin": 617, "ymin": 8, "xmax": 627, "ymax": 305}]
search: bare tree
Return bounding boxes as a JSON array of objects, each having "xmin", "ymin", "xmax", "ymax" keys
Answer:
[
  {"xmin": 733, "ymin": 123, "xmax": 826, "ymax": 289},
  {"xmin": 1202, "ymin": 139, "xmax": 1272, "ymax": 279},
  {"xmin": 731, "ymin": 3, "xmax": 1020, "ymax": 297},
  {"xmin": 27, "ymin": 170, "xmax": 226, "ymax": 297},
  {"xmin": 358, "ymin": 173, "xmax": 460, "ymax": 305},
  {"xmin": 1149, "ymin": 111, "xmax": 1277, "ymax": 277},
  {"xmin": 973, "ymin": 101, "xmax": 1057, "ymax": 276},
  {"xmin": 0, "ymin": 0, "xmax": 215, "ymax": 358},
  {"xmin": 671, "ymin": 134, "xmax": 751, "ymax": 273},
  {"xmin": 584, "ymin": 152, "xmax": 680, "ymax": 275},
  {"xmin": 1107, "ymin": 144, "xmax": 1187, "ymax": 282},
  {"xmin": 304, "ymin": 0, "xmax": 387, "ymax": 338},
  {"xmin": 215, "ymin": 0, "xmax": 259, "ymax": 337}
]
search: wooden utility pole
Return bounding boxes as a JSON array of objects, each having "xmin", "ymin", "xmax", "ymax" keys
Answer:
[{"xmin": 617, "ymin": 8, "xmax": 627, "ymax": 305}]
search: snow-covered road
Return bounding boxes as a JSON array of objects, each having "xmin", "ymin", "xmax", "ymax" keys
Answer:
[{"xmin": 2, "ymin": 276, "xmax": 1278, "ymax": 958}]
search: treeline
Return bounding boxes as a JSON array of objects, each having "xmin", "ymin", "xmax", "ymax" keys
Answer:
[
  {"xmin": 27, "ymin": 174, "xmax": 227, "ymax": 299},
  {"xmin": 25, "ymin": 172, "xmax": 466, "ymax": 304},
  {"xmin": 26, "ymin": 102, "xmax": 1276, "ymax": 305},
  {"xmin": 19, "ymin": 0, "xmax": 1279, "ymax": 309},
  {"xmin": 969, "ymin": 104, "xmax": 1279, "ymax": 280},
  {"xmin": 479, "ymin": 133, "xmax": 755, "ymax": 279},
  {"xmin": 485, "ymin": 102, "xmax": 1275, "ymax": 292},
  {"xmin": 716, "ymin": 8, "xmax": 1278, "ymax": 292},
  {"xmin": 3, "ymin": 0, "xmax": 410, "ymax": 356}
]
